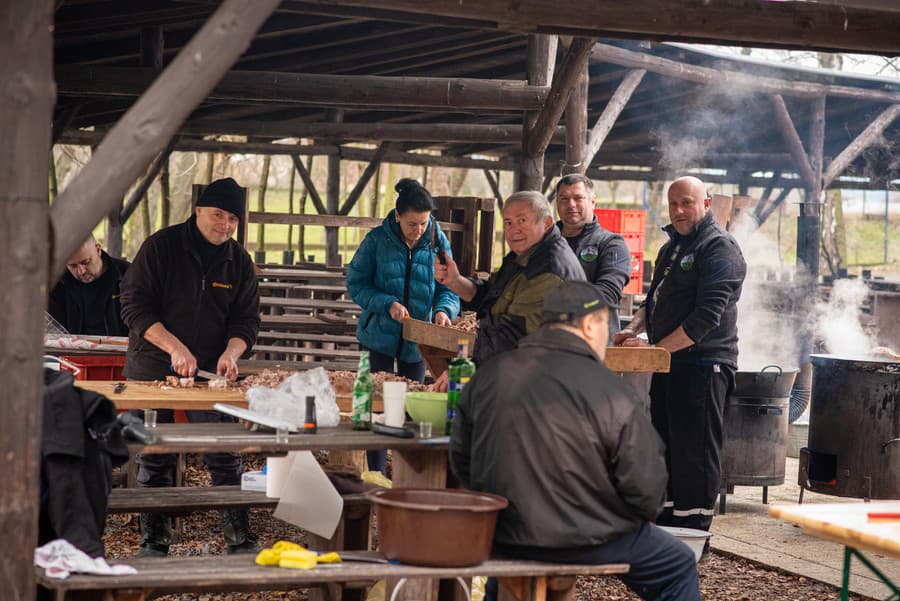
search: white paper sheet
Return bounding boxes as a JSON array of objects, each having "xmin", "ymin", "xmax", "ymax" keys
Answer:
[{"xmin": 273, "ymin": 451, "xmax": 344, "ymax": 539}]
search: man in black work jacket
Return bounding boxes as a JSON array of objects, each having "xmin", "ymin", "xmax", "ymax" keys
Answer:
[
  {"xmin": 555, "ymin": 174, "xmax": 632, "ymax": 344},
  {"xmin": 452, "ymin": 281, "xmax": 700, "ymax": 601},
  {"xmin": 120, "ymin": 177, "xmax": 260, "ymax": 557},
  {"xmin": 48, "ymin": 236, "xmax": 129, "ymax": 336},
  {"xmin": 616, "ymin": 176, "xmax": 746, "ymax": 541}
]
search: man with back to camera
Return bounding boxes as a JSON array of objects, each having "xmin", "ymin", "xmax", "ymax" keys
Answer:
[
  {"xmin": 554, "ymin": 173, "xmax": 632, "ymax": 344},
  {"xmin": 433, "ymin": 190, "xmax": 584, "ymax": 370},
  {"xmin": 451, "ymin": 280, "xmax": 700, "ymax": 601},
  {"xmin": 119, "ymin": 177, "xmax": 261, "ymax": 557},
  {"xmin": 48, "ymin": 235, "xmax": 129, "ymax": 336},
  {"xmin": 615, "ymin": 176, "xmax": 746, "ymax": 547}
]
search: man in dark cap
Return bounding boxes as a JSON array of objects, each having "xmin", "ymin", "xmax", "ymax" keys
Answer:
[
  {"xmin": 120, "ymin": 177, "xmax": 260, "ymax": 557},
  {"xmin": 451, "ymin": 281, "xmax": 700, "ymax": 601},
  {"xmin": 48, "ymin": 235, "xmax": 129, "ymax": 336}
]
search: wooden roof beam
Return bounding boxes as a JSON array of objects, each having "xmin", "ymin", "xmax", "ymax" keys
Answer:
[
  {"xmin": 585, "ymin": 69, "xmax": 645, "ymax": 170},
  {"xmin": 590, "ymin": 43, "xmax": 900, "ymax": 103},
  {"xmin": 768, "ymin": 94, "xmax": 819, "ymax": 191},
  {"xmin": 56, "ymin": 65, "xmax": 548, "ymax": 111},
  {"xmin": 319, "ymin": 0, "xmax": 900, "ymax": 55},
  {"xmin": 49, "ymin": 0, "xmax": 282, "ymax": 280},
  {"xmin": 822, "ymin": 103, "xmax": 900, "ymax": 188},
  {"xmin": 526, "ymin": 38, "xmax": 595, "ymax": 158}
]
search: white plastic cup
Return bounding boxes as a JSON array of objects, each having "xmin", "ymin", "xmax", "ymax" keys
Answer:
[
  {"xmin": 143, "ymin": 409, "xmax": 157, "ymax": 429},
  {"xmin": 418, "ymin": 421, "xmax": 433, "ymax": 439},
  {"xmin": 382, "ymin": 381, "xmax": 407, "ymax": 427}
]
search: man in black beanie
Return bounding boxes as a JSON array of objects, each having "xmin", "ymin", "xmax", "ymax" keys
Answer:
[{"xmin": 120, "ymin": 177, "xmax": 261, "ymax": 557}]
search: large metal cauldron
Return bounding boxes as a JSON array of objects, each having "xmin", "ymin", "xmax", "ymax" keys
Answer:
[
  {"xmin": 721, "ymin": 365, "xmax": 798, "ymax": 489},
  {"xmin": 801, "ymin": 354, "xmax": 900, "ymax": 499}
]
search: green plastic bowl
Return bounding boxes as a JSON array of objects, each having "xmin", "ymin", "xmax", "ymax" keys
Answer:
[{"xmin": 405, "ymin": 392, "xmax": 448, "ymax": 432}]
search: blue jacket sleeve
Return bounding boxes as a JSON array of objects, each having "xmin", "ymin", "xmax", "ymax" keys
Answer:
[
  {"xmin": 346, "ymin": 231, "xmax": 398, "ymax": 315},
  {"xmin": 432, "ymin": 228, "xmax": 460, "ymax": 319}
]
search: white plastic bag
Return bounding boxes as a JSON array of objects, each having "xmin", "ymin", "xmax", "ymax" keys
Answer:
[
  {"xmin": 277, "ymin": 367, "xmax": 341, "ymax": 427},
  {"xmin": 246, "ymin": 386, "xmax": 304, "ymax": 427}
]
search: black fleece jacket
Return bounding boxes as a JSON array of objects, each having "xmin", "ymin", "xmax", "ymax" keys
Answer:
[
  {"xmin": 644, "ymin": 212, "xmax": 746, "ymax": 367},
  {"xmin": 119, "ymin": 216, "xmax": 260, "ymax": 380},
  {"xmin": 48, "ymin": 251, "xmax": 130, "ymax": 336}
]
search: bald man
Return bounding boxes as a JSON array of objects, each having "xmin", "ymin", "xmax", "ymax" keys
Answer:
[
  {"xmin": 48, "ymin": 236, "xmax": 129, "ymax": 336},
  {"xmin": 615, "ymin": 176, "xmax": 746, "ymax": 548}
]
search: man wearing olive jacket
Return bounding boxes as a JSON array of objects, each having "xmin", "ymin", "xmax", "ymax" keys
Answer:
[
  {"xmin": 120, "ymin": 177, "xmax": 260, "ymax": 557},
  {"xmin": 451, "ymin": 281, "xmax": 699, "ymax": 601}
]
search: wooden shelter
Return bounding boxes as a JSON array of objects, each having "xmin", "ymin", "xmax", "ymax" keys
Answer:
[{"xmin": 4, "ymin": 1, "xmax": 900, "ymax": 597}]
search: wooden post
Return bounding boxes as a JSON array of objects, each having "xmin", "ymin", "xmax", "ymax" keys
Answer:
[
  {"xmin": 520, "ymin": 34, "xmax": 556, "ymax": 192},
  {"xmin": 257, "ymin": 152, "xmax": 272, "ymax": 255},
  {"xmin": 477, "ymin": 198, "xmax": 497, "ymax": 273},
  {"xmin": 563, "ymin": 61, "xmax": 589, "ymax": 175},
  {"xmin": 49, "ymin": 0, "xmax": 282, "ymax": 281},
  {"xmin": 107, "ymin": 204, "xmax": 124, "ymax": 258},
  {"xmin": 119, "ymin": 139, "xmax": 178, "ymax": 224},
  {"xmin": 326, "ymin": 109, "xmax": 344, "ymax": 266},
  {"xmin": 768, "ymin": 95, "xmax": 817, "ymax": 192},
  {"xmin": 338, "ymin": 142, "xmax": 389, "ymax": 215},
  {"xmin": 292, "ymin": 154, "xmax": 328, "ymax": 215},
  {"xmin": 0, "ymin": 0, "xmax": 53, "ymax": 597},
  {"xmin": 160, "ymin": 156, "xmax": 171, "ymax": 228}
]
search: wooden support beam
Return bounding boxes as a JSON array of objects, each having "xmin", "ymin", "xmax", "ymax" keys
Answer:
[
  {"xmin": 756, "ymin": 186, "xmax": 794, "ymax": 227},
  {"xmin": 55, "ymin": 65, "xmax": 549, "ymax": 110},
  {"xmin": 563, "ymin": 61, "xmax": 589, "ymax": 175},
  {"xmin": 519, "ymin": 34, "xmax": 556, "ymax": 191},
  {"xmin": 176, "ymin": 120, "xmax": 565, "ymax": 144},
  {"xmin": 0, "ymin": 0, "xmax": 53, "ymax": 595},
  {"xmin": 526, "ymin": 38, "xmax": 595, "ymax": 159},
  {"xmin": 250, "ymin": 211, "xmax": 464, "ymax": 232},
  {"xmin": 49, "ymin": 0, "xmax": 282, "ymax": 280},
  {"xmin": 483, "ymin": 169, "xmax": 504, "ymax": 207},
  {"xmin": 291, "ymin": 154, "xmax": 328, "ymax": 215},
  {"xmin": 52, "ymin": 104, "xmax": 82, "ymax": 144},
  {"xmin": 585, "ymin": 68, "xmax": 645, "ymax": 169},
  {"xmin": 808, "ymin": 96, "xmax": 827, "ymax": 197},
  {"xmin": 590, "ymin": 43, "xmax": 900, "ymax": 104},
  {"xmin": 339, "ymin": 142, "xmax": 390, "ymax": 215},
  {"xmin": 119, "ymin": 138, "xmax": 177, "ymax": 224},
  {"xmin": 822, "ymin": 104, "xmax": 900, "ymax": 188},
  {"xmin": 754, "ymin": 170, "xmax": 783, "ymax": 221},
  {"xmin": 319, "ymin": 0, "xmax": 900, "ymax": 55},
  {"xmin": 326, "ymin": 109, "xmax": 343, "ymax": 266},
  {"xmin": 768, "ymin": 95, "xmax": 818, "ymax": 191}
]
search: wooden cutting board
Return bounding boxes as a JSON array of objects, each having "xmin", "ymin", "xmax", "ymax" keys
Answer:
[
  {"xmin": 75, "ymin": 380, "xmax": 381, "ymax": 413},
  {"xmin": 604, "ymin": 346, "xmax": 669, "ymax": 373}
]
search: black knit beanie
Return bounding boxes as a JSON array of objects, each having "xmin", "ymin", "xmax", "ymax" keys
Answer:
[{"xmin": 196, "ymin": 177, "xmax": 245, "ymax": 220}]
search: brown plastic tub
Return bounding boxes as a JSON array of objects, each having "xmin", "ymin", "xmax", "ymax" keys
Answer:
[{"xmin": 368, "ymin": 488, "xmax": 509, "ymax": 567}]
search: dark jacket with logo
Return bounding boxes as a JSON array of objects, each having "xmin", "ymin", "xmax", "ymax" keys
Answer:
[
  {"xmin": 450, "ymin": 327, "xmax": 667, "ymax": 548},
  {"xmin": 120, "ymin": 216, "xmax": 260, "ymax": 380},
  {"xmin": 465, "ymin": 226, "xmax": 584, "ymax": 365},
  {"xmin": 48, "ymin": 251, "xmax": 130, "ymax": 336},
  {"xmin": 644, "ymin": 212, "xmax": 746, "ymax": 367},
  {"xmin": 558, "ymin": 218, "xmax": 632, "ymax": 344}
]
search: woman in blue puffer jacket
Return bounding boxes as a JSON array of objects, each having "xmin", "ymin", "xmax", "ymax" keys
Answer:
[
  {"xmin": 347, "ymin": 178, "xmax": 460, "ymax": 381},
  {"xmin": 348, "ymin": 179, "xmax": 460, "ymax": 472}
]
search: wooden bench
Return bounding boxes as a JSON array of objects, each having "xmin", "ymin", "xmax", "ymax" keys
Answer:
[{"xmin": 37, "ymin": 551, "xmax": 629, "ymax": 601}]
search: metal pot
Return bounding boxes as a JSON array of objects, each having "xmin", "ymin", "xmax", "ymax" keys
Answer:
[
  {"xmin": 734, "ymin": 365, "xmax": 799, "ymax": 398},
  {"xmin": 368, "ymin": 488, "xmax": 508, "ymax": 567},
  {"xmin": 801, "ymin": 354, "xmax": 900, "ymax": 499}
]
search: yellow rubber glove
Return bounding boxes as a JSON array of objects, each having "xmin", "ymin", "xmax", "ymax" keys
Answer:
[
  {"xmin": 273, "ymin": 541, "xmax": 305, "ymax": 553},
  {"xmin": 317, "ymin": 552, "xmax": 342, "ymax": 563},
  {"xmin": 279, "ymin": 549, "xmax": 319, "ymax": 570},
  {"xmin": 255, "ymin": 548, "xmax": 281, "ymax": 566}
]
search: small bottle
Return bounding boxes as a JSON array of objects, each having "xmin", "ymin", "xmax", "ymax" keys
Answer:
[
  {"xmin": 446, "ymin": 339, "xmax": 475, "ymax": 435},
  {"xmin": 351, "ymin": 351, "xmax": 373, "ymax": 430},
  {"xmin": 302, "ymin": 395, "xmax": 317, "ymax": 434}
]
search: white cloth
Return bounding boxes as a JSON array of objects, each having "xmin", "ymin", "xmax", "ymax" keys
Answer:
[{"xmin": 34, "ymin": 539, "xmax": 138, "ymax": 579}]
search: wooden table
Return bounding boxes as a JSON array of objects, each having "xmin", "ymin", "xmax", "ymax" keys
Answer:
[
  {"xmin": 75, "ymin": 381, "xmax": 383, "ymax": 413},
  {"xmin": 769, "ymin": 502, "xmax": 900, "ymax": 600}
]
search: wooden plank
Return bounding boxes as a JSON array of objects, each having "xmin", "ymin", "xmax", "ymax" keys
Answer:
[
  {"xmin": 260, "ymin": 296, "xmax": 361, "ymax": 312},
  {"xmin": 36, "ymin": 552, "xmax": 629, "ymax": 594},
  {"xmin": 107, "ymin": 486, "xmax": 369, "ymax": 514},
  {"xmin": 402, "ymin": 318, "xmax": 476, "ymax": 353},
  {"xmin": 252, "ymin": 345, "xmax": 360, "ymax": 359},
  {"xmin": 256, "ymin": 331, "xmax": 359, "ymax": 344},
  {"xmin": 56, "ymin": 66, "xmax": 549, "ymax": 110},
  {"xmin": 604, "ymin": 347, "xmax": 670, "ymax": 373},
  {"xmin": 240, "ymin": 358, "xmax": 361, "ymax": 372},
  {"xmin": 477, "ymin": 199, "xmax": 497, "ymax": 272},
  {"xmin": 250, "ymin": 211, "xmax": 466, "ymax": 232},
  {"xmin": 75, "ymin": 380, "xmax": 248, "ymax": 410}
]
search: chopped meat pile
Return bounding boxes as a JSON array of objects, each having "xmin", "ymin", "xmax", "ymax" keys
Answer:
[
  {"xmin": 450, "ymin": 311, "xmax": 478, "ymax": 333},
  {"xmin": 160, "ymin": 376, "xmax": 195, "ymax": 388},
  {"xmin": 237, "ymin": 368, "xmax": 428, "ymax": 398}
]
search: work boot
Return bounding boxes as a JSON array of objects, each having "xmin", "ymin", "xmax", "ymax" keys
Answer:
[
  {"xmin": 138, "ymin": 512, "xmax": 172, "ymax": 557},
  {"xmin": 220, "ymin": 509, "xmax": 260, "ymax": 554}
]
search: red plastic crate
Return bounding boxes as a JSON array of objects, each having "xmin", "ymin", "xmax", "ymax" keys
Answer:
[
  {"xmin": 623, "ymin": 251, "xmax": 644, "ymax": 295},
  {"xmin": 594, "ymin": 208, "xmax": 646, "ymax": 234},
  {"xmin": 621, "ymin": 232, "xmax": 644, "ymax": 253},
  {"xmin": 60, "ymin": 355, "xmax": 125, "ymax": 381}
]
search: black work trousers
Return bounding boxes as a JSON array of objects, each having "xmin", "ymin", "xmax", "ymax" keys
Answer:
[
  {"xmin": 364, "ymin": 347, "xmax": 425, "ymax": 474},
  {"xmin": 650, "ymin": 362, "xmax": 734, "ymax": 531},
  {"xmin": 136, "ymin": 409, "xmax": 242, "ymax": 488},
  {"xmin": 487, "ymin": 522, "xmax": 700, "ymax": 601}
]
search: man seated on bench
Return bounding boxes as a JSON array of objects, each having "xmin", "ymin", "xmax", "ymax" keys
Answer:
[{"xmin": 450, "ymin": 281, "xmax": 700, "ymax": 601}]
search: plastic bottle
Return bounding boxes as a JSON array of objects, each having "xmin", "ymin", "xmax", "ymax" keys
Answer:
[
  {"xmin": 446, "ymin": 339, "xmax": 475, "ymax": 435},
  {"xmin": 351, "ymin": 351, "xmax": 373, "ymax": 430}
]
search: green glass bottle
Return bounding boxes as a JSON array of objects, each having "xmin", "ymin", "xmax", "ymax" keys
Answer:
[
  {"xmin": 446, "ymin": 339, "xmax": 475, "ymax": 435},
  {"xmin": 351, "ymin": 351, "xmax": 373, "ymax": 430}
]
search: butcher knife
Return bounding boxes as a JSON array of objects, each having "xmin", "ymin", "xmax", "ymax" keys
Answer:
[{"xmin": 196, "ymin": 368, "xmax": 227, "ymax": 382}]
